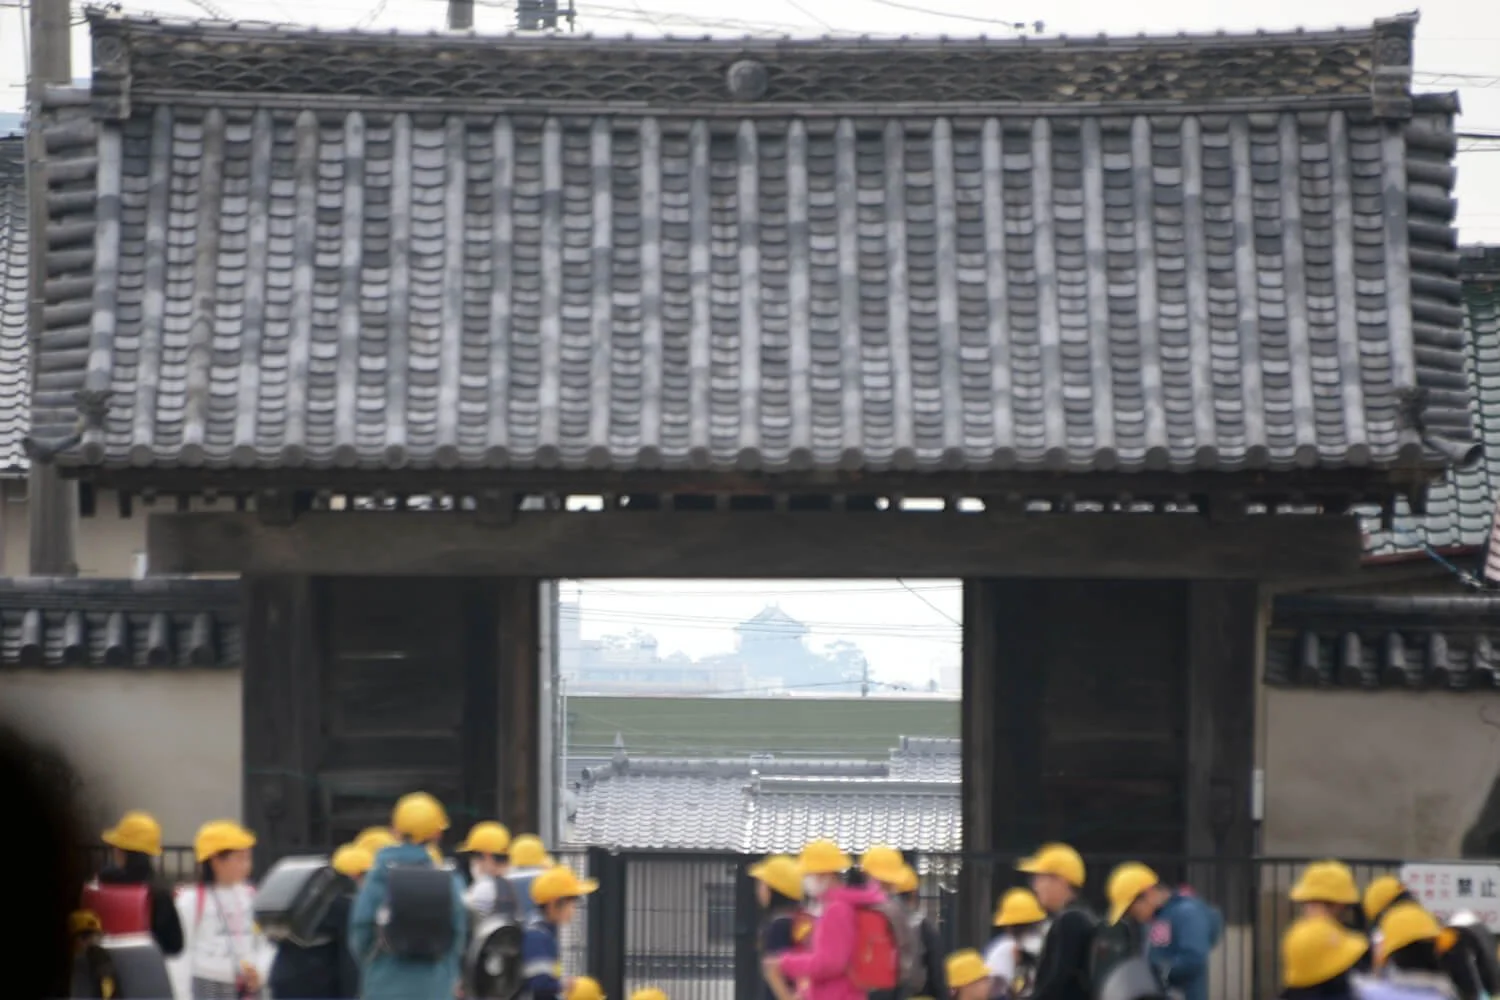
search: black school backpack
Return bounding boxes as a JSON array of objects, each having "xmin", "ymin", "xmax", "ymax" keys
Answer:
[
  {"xmin": 379, "ymin": 861, "xmax": 458, "ymax": 960},
  {"xmin": 1087, "ymin": 915, "xmax": 1143, "ymax": 996}
]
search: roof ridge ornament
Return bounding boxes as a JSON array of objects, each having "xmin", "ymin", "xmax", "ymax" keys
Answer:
[
  {"xmin": 1370, "ymin": 11, "xmax": 1417, "ymax": 120},
  {"xmin": 725, "ymin": 59, "xmax": 768, "ymax": 102}
]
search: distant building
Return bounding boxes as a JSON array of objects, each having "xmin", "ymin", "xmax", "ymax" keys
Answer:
[{"xmin": 558, "ymin": 602, "xmax": 869, "ymax": 695}]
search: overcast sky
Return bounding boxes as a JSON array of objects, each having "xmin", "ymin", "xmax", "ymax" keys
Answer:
[{"xmin": 1, "ymin": 0, "xmax": 1495, "ymax": 688}]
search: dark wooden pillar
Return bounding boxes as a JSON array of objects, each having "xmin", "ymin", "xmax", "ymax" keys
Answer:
[
  {"xmin": 242, "ymin": 575, "xmax": 318, "ymax": 857},
  {"xmin": 497, "ymin": 578, "xmax": 542, "ymax": 836},
  {"xmin": 960, "ymin": 579, "xmax": 998, "ymax": 946},
  {"xmin": 1184, "ymin": 581, "xmax": 1259, "ymax": 922}
]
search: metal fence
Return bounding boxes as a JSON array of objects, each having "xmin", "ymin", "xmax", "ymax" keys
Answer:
[{"xmin": 79, "ymin": 847, "xmax": 1398, "ymax": 1000}]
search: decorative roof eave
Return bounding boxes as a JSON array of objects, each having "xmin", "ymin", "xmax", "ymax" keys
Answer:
[
  {"xmin": 0, "ymin": 577, "xmax": 242, "ymax": 669},
  {"xmin": 1266, "ymin": 593, "xmax": 1500, "ymax": 691},
  {"xmin": 82, "ymin": 8, "xmax": 1418, "ymax": 118}
]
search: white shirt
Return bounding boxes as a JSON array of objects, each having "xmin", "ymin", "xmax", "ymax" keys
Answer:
[
  {"xmin": 985, "ymin": 935, "xmax": 1020, "ymax": 984},
  {"xmin": 466, "ymin": 874, "xmax": 499, "ymax": 917},
  {"xmin": 170, "ymin": 884, "xmax": 272, "ymax": 987}
]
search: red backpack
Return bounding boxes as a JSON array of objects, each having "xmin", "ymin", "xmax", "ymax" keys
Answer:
[
  {"xmin": 849, "ymin": 899, "xmax": 923, "ymax": 993},
  {"xmin": 81, "ymin": 881, "xmax": 151, "ymax": 936}
]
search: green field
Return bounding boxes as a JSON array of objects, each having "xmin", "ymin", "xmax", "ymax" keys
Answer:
[{"xmin": 564, "ymin": 694, "xmax": 959, "ymax": 759}]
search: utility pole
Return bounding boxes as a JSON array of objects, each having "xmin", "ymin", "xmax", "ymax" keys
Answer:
[
  {"xmin": 447, "ymin": 0, "xmax": 473, "ymax": 30},
  {"xmin": 27, "ymin": 0, "xmax": 78, "ymax": 576}
]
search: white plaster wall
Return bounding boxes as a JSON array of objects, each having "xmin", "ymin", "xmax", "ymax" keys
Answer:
[
  {"xmin": 0, "ymin": 489, "xmax": 147, "ymax": 577},
  {"xmin": 0, "ymin": 669, "xmax": 242, "ymax": 845},
  {"xmin": 1262, "ymin": 687, "xmax": 1500, "ymax": 857}
]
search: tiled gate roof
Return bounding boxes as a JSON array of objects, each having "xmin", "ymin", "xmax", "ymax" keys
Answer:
[
  {"xmin": 0, "ymin": 137, "xmax": 26, "ymax": 476},
  {"xmin": 1362, "ymin": 246, "xmax": 1500, "ymax": 557},
  {"xmin": 27, "ymin": 14, "xmax": 1472, "ymax": 484}
]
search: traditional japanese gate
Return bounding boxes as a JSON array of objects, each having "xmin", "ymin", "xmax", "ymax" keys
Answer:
[{"xmin": 29, "ymin": 10, "xmax": 1471, "ymax": 943}]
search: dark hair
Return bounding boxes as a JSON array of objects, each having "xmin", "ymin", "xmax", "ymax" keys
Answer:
[
  {"xmin": 845, "ymin": 869, "xmax": 868, "ymax": 888},
  {"xmin": 1388, "ymin": 940, "xmax": 1443, "ymax": 974},
  {"xmin": 121, "ymin": 849, "xmax": 156, "ymax": 883},
  {"xmin": 0, "ymin": 723, "xmax": 83, "ymax": 1000},
  {"xmin": 762, "ymin": 888, "xmax": 798, "ymax": 911}
]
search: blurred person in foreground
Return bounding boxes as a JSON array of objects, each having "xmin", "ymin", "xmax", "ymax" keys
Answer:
[{"xmin": 0, "ymin": 721, "xmax": 85, "ymax": 1000}]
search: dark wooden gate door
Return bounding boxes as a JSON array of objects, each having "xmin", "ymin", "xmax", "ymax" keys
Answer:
[{"xmin": 311, "ymin": 577, "xmax": 500, "ymax": 847}]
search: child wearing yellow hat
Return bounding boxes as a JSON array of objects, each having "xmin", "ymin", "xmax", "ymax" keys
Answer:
[
  {"xmin": 748, "ymin": 855, "xmax": 806, "ymax": 1000},
  {"xmin": 984, "ymin": 889, "xmax": 1048, "ymax": 999},
  {"xmin": 946, "ymin": 950, "xmax": 992, "ymax": 1000}
]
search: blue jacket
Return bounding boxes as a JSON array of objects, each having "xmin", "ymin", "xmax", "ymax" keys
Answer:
[
  {"xmin": 1145, "ymin": 894, "xmax": 1222, "ymax": 1000},
  {"xmin": 349, "ymin": 843, "xmax": 469, "ymax": 1000},
  {"xmin": 521, "ymin": 920, "xmax": 563, "ymax": 1000}
]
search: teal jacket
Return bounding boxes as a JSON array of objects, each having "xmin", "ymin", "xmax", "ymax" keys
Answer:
[{"xmin": 349, "ymin": 843, "xmax": 469, "ymax": 1000}]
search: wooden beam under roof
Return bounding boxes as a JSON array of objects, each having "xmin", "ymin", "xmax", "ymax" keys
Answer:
[{"xmin": 147, "ymin": 509, "xmax": 1363, "ymax": 579}]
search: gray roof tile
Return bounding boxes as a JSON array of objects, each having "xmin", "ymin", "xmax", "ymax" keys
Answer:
[
  {"xmin": 29, "ymin": 16, "xmax": 1473, "ymax": 482},
  {"xmin": 0, "ymin": 578, "xmax": 242, "ymax": 668},
  {"xmin": 1361, "ymin": 247, "xmax": 1500, "ymax": 557},
  {"xmin": 1267, "ymin": 593, "xmax": 1500, "ymax": 691},
  {"xmin": 568, "ymin": 745, "xmax": 960, "ymax": 853},
  {"xmin": 0, "ymin": 137, "xmax": 27, "ymax": 475}
]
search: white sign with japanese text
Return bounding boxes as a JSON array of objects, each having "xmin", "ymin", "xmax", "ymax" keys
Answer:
[{"xmin": 1399, "ymin": 863, "xmax": 1500, "ymax": 930}]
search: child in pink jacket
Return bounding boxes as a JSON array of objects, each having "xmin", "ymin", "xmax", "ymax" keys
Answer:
[{"xmin": 779, "ymin": 841, "xmax": 888, "ymax": 1000}]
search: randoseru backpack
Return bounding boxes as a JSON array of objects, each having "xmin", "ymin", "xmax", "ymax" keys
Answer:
[
  {"xmin": 378, "ymin": 861, "xmax": 458, "ymax": 960},
  {"xmin": 849, "ymin": 898, "xmax": 924, "ymax": 993},
  {"xmin": 1086, "ymin": 912, "xmax": 1139, "ymax": 996}
]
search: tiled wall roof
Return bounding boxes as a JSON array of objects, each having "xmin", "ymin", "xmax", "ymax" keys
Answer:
[
  {"xmin": 569, "ymin": 744, "xmax": 960, "ymax": 852},
  {"xmin": 0, "ymin": 578, "xmax": 242, "ymax": 669},
  {"xmin": 1266, "ymin": 593, "xmax": 1500, "ymax": 691}
]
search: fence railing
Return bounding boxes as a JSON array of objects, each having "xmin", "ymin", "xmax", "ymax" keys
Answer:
[{"xmin": 79, "ymin": 847, "xmax": 1399, "ymax": 1000}]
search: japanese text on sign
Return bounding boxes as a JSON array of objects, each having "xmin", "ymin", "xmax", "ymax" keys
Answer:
[{"xmin": 1398, "ymin": 863, "xmax": 1500, "ymax": 930}]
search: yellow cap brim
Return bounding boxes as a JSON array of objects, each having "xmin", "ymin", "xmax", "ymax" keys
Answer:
[
  {"xmin": 101, "ymin": 829, "xmax": 162, "ymax": 856},
  {"xmin": 1109, "ymin": 900, "xmax": 1130, "ymax": 925},
  {"xmin": 575, "ymin": 877, "xmax": 600, "ymax": 896}
]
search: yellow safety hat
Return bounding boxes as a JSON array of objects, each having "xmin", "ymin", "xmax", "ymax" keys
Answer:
[
  {"xmin": 331, "ymin": 844, "xmax": 374, "ymax": 878},
  {"xmin": 630, "ymin": 989, "xmax": 667, "ymax": 1000},
  {"xmin": 459, "ymin": 821, "xmax": 513, "ymax": 856},
  {"xmin": 510, "ymin": 834, "xmax": 549, "ymax": 868},
  {"xmin": 1363, "ymin": 875, "xmax": 1409, "ymax": 924},
  {"xmin": 530, "ymin": 865, "xmax": 600, "ymax": 905},
  {"xmin": 1016, "ymin": 843, "xmax": 1086, "ymax": 889},
  {"xmin": 860, "ymin": 845, "xmax": 906, "ymax": 884},
  {"xmin": 748, "ymin": 855, "xmax": 804, "ymax": 901},
  {"xmin": 194, "ymin": 819, "xmax": 257, "ymax": 862},
  {"xmin": 1291, "ymin": 861, "xmax": 1360, "ymax": 905},
  {"xmin": 946, "ymin": 950, "xmax": 990, "ymax": 990},
  {"xmin": 993, "ymin": 888, "xmax": 1047, "ymax": 928},
  {"xmin": 892, "ymin": 864, "xmax": 920, "ymax": 896},
  {"xmin": 102, "ymin": 810, "xmax": 164, "ymax": 857},
  {"xmin": 568, "ymin": 977, "xmax": 605, "ymax": 1000},
  {"xmin": 798, "ymin": 839, "xmax": 852, "ymax": 876},
  {"xmin": 1107, "ymin": 863, "xmax": 1162, "ymax": 924},
  {"xmin": 1281, "ymin": 916, "xmax": 1369, "ymax": 988},
  {"xmin": 392, "ymin": 792, "xmax": 450, "ymax": 841},
  {"xmin": 355, "ymin": 828, "xmax": 399, "ymax": 855},
  {"xmin": 1376, "ymin": 903, "xmax": 1446, "ymax": 965},
  {"xmin": 71, "ymin": 910, "xmax": 104, "ymax": 936}
]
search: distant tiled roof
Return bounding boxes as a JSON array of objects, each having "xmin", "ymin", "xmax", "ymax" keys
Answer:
[
  {"xmin": 886, "ymin": 736, "xmax": 961, "ymax": 782},
  {"xmin": 0, "ymin": 578, "xmax": 242, "ymax": 668},
  {"xmin": 1266, "ymin": 593, "xmax": 1500, "ymax": 691},
  {"xmin": 568, "ymin": 742, "xmax": 960, "ymax": 852},
  {"xmin": 27, "ymin": 15, "xmax": 1473, "ymax": 489},
  {"xmin": 1362, "ymin": 246, "xmax": 1500, "ymax": 558},
  {"xmin": 0, "ymin": 137, "xmax": 26, "ymax": 476}
]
